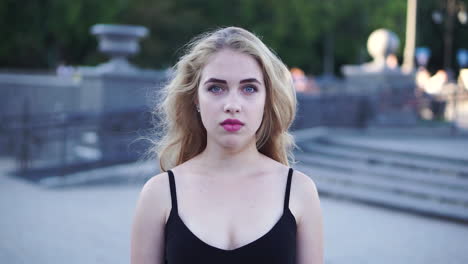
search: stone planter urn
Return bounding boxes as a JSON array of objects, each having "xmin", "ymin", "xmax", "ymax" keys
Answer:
[{"xmin": 90, "ymin": 24, "xmax": 149, "ymax": 73}]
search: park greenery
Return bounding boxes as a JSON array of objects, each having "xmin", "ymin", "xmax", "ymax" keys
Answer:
[{"xmin": 1, "ymin": 0, "xmax": 467, "ymax": 75}]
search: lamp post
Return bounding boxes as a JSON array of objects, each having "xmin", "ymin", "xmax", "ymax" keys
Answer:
[
  {"xmin": 431, "ymin": 0, "xmax": 466, "ymax": 135},
  {"xmin": 432, "ymin": 0, "xmax": 467, "ymax": 77},
  {"xmin": 403, "ymin": 0, "xmax": 418, "ymax": 72}
]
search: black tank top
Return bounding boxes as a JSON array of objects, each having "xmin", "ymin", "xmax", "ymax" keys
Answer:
[{"xmin": 164, "ymin": 168, "xmax": 296, "ymax": 264}]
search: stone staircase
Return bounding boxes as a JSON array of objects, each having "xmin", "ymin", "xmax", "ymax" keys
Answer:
[{"xmin": 294, "ymin": 136, "xmax": 468, "ymax": 222}]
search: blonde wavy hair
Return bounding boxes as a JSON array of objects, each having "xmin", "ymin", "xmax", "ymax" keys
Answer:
[{"xmin": 149, "ymin": 26, "xmax": 297, "ymax": 172}]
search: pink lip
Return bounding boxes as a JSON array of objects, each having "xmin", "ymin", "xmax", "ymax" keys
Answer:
[
  {"xmin": 220, "ymin": 119, "xmax": 244, "ymax": 132},
  {"xmin": 220, "ymin": 119, "xmax": 244, "ymax": 125},
  {"xmin": 222, "ymin": 124, "xmax": 242, "ymax": 132}
]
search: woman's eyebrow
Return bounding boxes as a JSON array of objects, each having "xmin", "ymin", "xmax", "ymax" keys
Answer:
[
  {"xmin": 204, "ymin": 78, "xmax": 227, "ymax": 85},
  {"xmin": 240, "ymin": 78, "xmax": 261, "ymax": 84},
  {"xmin": 203, "ymin": 77, "xmax": 262, "ymax": 85}
]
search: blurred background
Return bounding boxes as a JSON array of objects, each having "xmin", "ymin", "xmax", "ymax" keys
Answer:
[{"xmin": 1, "ymin": 0, "xmax": 468, "ymax": 263}]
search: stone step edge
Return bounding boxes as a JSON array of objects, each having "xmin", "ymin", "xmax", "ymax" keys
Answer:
[
  {"xmin": 322, "ymin": 137, "xmax": 468, "ymax": 165},
  {"xmin": 294, "ymin": 153, "xmax": 468, "ymax": 190},
  {"xmin": 301, "ymin": 142, "xmax": 468, "ymax": 176},
  {"xmin": 301, "ymin": 164, "xmax": 468, "ymax": 205},
  {"xmin": 294, "ymin": 165, "xmax": 468, "ymax": 223}
]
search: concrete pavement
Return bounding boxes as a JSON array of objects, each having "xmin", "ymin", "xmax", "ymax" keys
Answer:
[{"xmin": 1, "ymin": 156, "xmax": 468, "ymax": 264}]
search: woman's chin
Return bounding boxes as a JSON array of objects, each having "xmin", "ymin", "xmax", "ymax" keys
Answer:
[
  {"xmin": 221, "ymin": 136, "xmax": 258, "ymax": 152},
  {"xmin": 221, "ymin": 140, "xmax": 241, "ymax": 149},
  {"xmin": 218, "ymin": 138, "xmax": 246, "ymax": 151}
]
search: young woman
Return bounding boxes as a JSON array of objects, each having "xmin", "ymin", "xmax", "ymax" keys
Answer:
[{"xmin": 131, "ymin": 27, "xmax": 323, "ymax": 264}]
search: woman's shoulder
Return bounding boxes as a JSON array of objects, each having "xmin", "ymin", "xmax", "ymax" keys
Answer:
[
  {"xmin": 136, "ymin": 171, "xmax": 172, "ymax": 220},
  {"xmin": 262, "ymin": 156, "xmax": 318, "ymax": 190},
  {"xmin": 143, "ymin": 170, "xmax": 171, "ymax": 195},
  {"xmin": 289, "ymin": 167, "xmax": 321, "ymax": 224},
  {"xmin": 131, "ymin": 172, "xmax": 172, "ymax": 263},
  {"xmin": 291, "ymin": 168, "xmax": 318, "ymax": 193},
  {"xmin": 261, "ymin": 157, "xmax": 319, "ymax": 207}
]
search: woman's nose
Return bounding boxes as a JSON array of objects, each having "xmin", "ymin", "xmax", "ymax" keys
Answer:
[
  {"xmin": 223, "ymin": 102, "xmax": 241, "ymax": 113},
  {"xmin": 223, "ymin": 92, "xmax": 241, "ymax": 113}
]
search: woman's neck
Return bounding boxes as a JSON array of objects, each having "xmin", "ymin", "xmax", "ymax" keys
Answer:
[{"xmin": 193, "ymin": 139, "xmax": 263, "ymax": 175}]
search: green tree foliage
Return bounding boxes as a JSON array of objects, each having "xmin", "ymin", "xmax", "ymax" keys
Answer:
[
  {"xmin": 0, "ymin": 0, "xmax": 126, "ymax": 68},
  {"xmin": 123, "ymin": 0, "xmax": 410, "ymax": 74},
  {"xmin": 1, "ymin": 0, "xmax": 467, "ymax": 74}
]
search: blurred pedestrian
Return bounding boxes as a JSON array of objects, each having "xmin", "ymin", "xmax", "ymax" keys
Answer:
[
  {"xmin": 131, "ymin": 27, "xmax": 323, "ymax": 264},
  {"xmin": 56, "ymin": 60, "xmax": 74, "ymax": 77},
  {"xmin": 291, "ymin": 67, "xmax": 320, "ymax": 94}
]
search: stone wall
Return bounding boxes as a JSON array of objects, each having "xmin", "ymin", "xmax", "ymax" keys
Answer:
[
  {"xmin": 293, "ymin": 93, "xmax": 370, "ymax": 130},
  {"xmin": 0, "ymin": 73, "xmax": 80, "ymax": 115}
]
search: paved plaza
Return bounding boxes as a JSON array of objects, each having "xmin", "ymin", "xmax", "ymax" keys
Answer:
[{"xmin": 1, "ymin": 156, "xmax": 468, "ymax": 264}]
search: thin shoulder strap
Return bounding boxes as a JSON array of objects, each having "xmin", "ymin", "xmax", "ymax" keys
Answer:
[
  {"xmin": 284, "ymin": 168, "xmax": 293, "ymax": 212},
  {"xmin": 167, "ymin": 170, "xmax": 178, "ymax": 213}
]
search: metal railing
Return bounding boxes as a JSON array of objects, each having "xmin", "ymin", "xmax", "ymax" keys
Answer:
[{"xmin": 1, "ymin": 105, "xmax": 153, "ymax": 178}]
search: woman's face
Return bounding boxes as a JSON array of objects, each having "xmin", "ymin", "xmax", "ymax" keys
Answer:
[{"xmin": 197, "ymin": 49, "xmax": 266, "ymax": 150}]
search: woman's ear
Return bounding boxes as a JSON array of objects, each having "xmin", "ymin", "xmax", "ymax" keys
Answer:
[
  {"xmin": 194, "ymin": 91, "xmax": 199, "ymax": 105},
  {"xmin": 194, "ymin": 96, "xmax": 200, "ymax": 112}
]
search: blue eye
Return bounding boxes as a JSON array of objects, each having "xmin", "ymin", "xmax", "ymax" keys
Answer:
[
  {"xmin": 243, "ymin": 85, "xmax": 258, "ymax": 94},
  {"xmin": 208, "ymin": 85, "xmax": 223, "ymax": 93}
]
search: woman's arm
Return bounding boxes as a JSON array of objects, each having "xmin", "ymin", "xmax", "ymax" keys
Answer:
[
  {"xmin": 294, "ymin": 170, "xmax": 324, "ymax": 264},
  {"xmin": 130, "ymin": 173, "xmax": 170, "ymax": 264}
]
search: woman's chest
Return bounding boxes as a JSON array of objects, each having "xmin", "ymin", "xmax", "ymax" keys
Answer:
[
  {"xmin": 164, "ymin": 208, "xmax": 297, "ymax": 264},
  {"xmin": 173, "ymin": 186, "xmax": 285, "ymax": 248}
]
